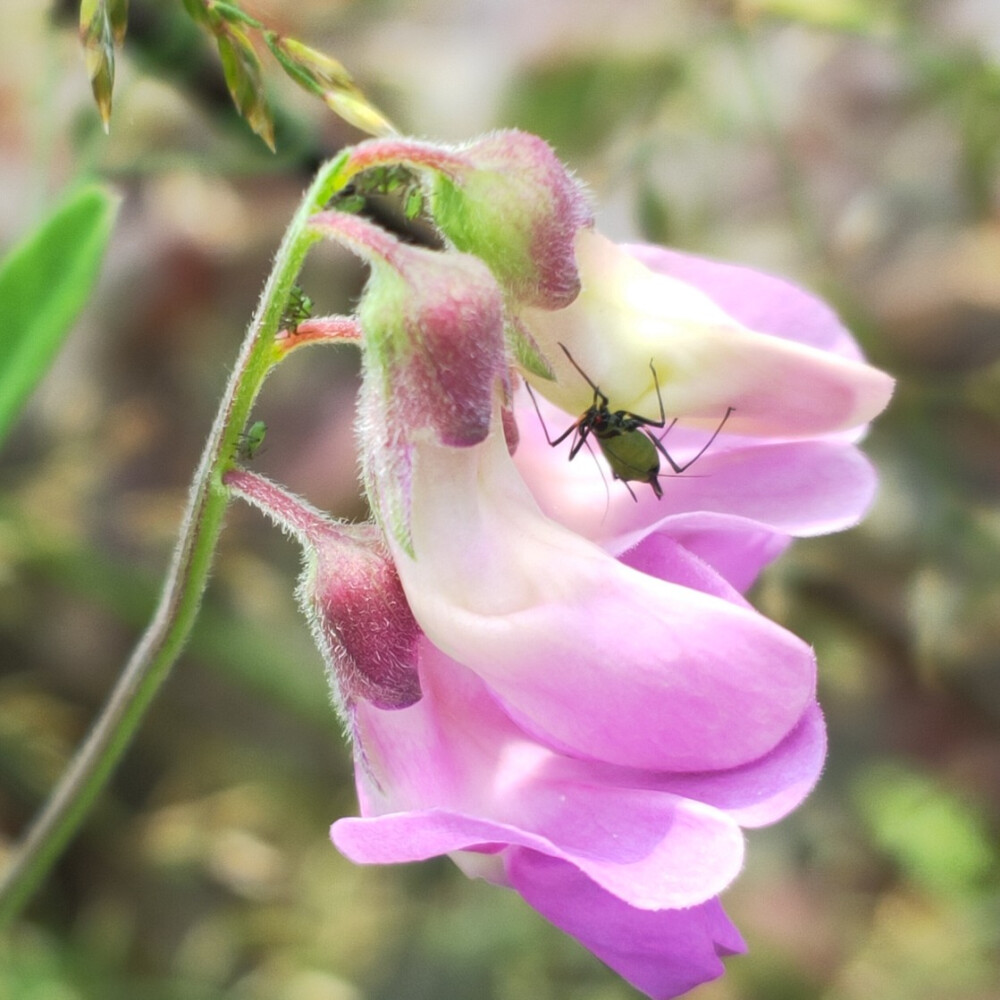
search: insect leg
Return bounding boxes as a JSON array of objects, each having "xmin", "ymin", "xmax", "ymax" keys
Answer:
[
  {"xmin": 524, "ymin": 381, "xmax": 579, "ymax": 447},
  {"xmin": 567, "ymin": 419, "xmax": 594, "ymax": 460},
  {"xmin": 650, "ymin": 407, "xmax": 735, "ymax": 474}
]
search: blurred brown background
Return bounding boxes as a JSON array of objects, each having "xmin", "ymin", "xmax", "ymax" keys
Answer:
[{"xmin": 1, "ymin": 1, "xmax": 998, "ymax": 998}]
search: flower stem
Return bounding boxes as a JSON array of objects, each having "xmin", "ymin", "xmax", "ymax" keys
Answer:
[{"xmin": 0, "ymin": 151, "xmax": 352, "ymax": 927}]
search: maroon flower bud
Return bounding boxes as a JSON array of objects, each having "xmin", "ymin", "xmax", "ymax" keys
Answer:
[{"xmin": 224, "ymin": 469, "xmax": 421, "ymax": 711}]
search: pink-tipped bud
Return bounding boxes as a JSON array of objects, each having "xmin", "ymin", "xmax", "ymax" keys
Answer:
[
  {"xmin": 311, "ymin": 211, "xmax": 507, "ymax": 449},
  {"xmin": 306, "ymin": 522, "xmax": 422, "ymax": 710},
  {"xmin": 341, "ymin": 130, "xmax": 594, "ymax": 309},
  {"xmin": 311, "ymin": 211, "xmax": 509, "ymax": 552},
  {"xmin": 225, "ymin": 470, "xmax": 421, "ymax": 712},
  {"xmin": 430, "ymin": 130, "xmax": 593, "ymax": 310}
]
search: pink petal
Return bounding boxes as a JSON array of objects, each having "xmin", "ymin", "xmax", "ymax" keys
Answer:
[
  {"xmin": 333, "ymin": 797, "xmax": 742, "ymax": 910},
  {"xmin": 463, "ymin": 568, "xmax": 815, "ymax": 772},
  {"xmin": 625, "ymin": 520, "xmax": 792, "ymax": 595},
  {"xmin": 615, "ymin": 531, "xmax": 753, "ymax": 605},
  {"xmin": 623, "ymin": 243, "xmax": 864, "ymax": 359},
  {"xmin": 508, "ymin": 851, "xmax": 745, "ymax": 1000},
  {"xmin": 345, "ymin": 650, "xmax": 746, "ymax": 908},
  {"xmin": 514, "ymin": 386, "xmax": 880, "ymax": 554},
  {"xmin": 634, "ymin": 702, "xmax": 827, "ymax": 828},
  {"xmin": 399, "ymin": 429, "xmax": 816, "ymax": 771},
  {"xmin": 522, "ymin": 231, "xmax": 894, "ymax": 438}
]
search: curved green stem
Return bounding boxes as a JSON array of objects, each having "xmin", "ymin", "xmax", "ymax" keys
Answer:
[{"xmin": 0, "ymin": 151, "xmax": 352, "ymax": 927}]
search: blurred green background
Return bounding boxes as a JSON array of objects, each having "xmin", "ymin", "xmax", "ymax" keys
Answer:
[{"xmin": 1, "ymin": 0, "xmax": 999, "ymax": 998}]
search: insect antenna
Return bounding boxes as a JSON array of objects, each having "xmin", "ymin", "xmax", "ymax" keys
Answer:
[{"xmin": 558, "ymin": 343, "xmax": 609, "ymax": 408}]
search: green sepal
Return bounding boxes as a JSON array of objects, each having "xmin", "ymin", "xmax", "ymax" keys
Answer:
[{"xmin": 507, "ymin": 317, "xmax": 554, "ymax": 380}]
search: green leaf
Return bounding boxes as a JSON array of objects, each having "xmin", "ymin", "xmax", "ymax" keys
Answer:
[
  {"xmin": 0, "ymin": 185, "xmax": 120, "ymax": 445},
  {"xmin": 502, "ymin": 53, "xmax": 685, "ymax": 157},
  {"xmin": 216, "ymin": 25, "xmax": 276, "ymax": 151},
  {"xmin": 855, "ymin": 763, "xmax": 997, "ymax": 897},
  {"xmin": 264, "ymin": 32, "xmax": 396, "ymax": 137}
]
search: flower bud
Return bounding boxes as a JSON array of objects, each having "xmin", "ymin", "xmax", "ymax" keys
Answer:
[
  {"xmin": 305, "ymin": 521, "xmax": 422, "ymax": 710},
  {"xmin": 311, "ymin": 211, "xmax": 507, "ymax": 448},
  {"xmin": 341, "ymin": 130, "xmax": 594, "ymax": 309},
  {"xmin": 427, "ymin": 131, "xmax": 593, "ymax": 310},
  {"xmin": 310, "ymin": 210, "xmax": 509, "ymax": 552},
  {"xmin": 225, "ymin": 470, "xmax": 421, "ymax": 712}
]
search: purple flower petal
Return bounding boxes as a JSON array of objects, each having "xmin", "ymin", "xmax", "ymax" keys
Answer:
[
  {"xmin": 626, "ymin": 519, "xmax": 792, "ymax": 594},
  {"xmin": 508, "ymin": 851, "xmax": 746, "ymax": 1000},
  {"xmin": 333, "ymin": 800, "xmax": 742, "ymax": 909},
  {"xmin": 649, "ymin": 702, "xmax": 827, "ymax": 828},
  {"xmin": 623, "ymin": 243, "xmax": 862, "ymax": 358},
  {"xmin": 512, "ymin": 386, "xmax": 880, "ymax": 559},
  {"xmin": 342, "ymin": 650, "xmax": 746, "ymax": 908},
  {"xmin": 398, "ymin": 431, "xmax": 817, "ymax": 772},
  {"xmin": 521, "ymin": 231, "xmax": 894, "ymax": 439}
]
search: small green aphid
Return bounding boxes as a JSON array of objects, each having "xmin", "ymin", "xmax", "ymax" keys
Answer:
[
  {"xmin": 527, "ymin": 344, "xmax": 733, "ymax": 500},
  {"xmin": 403, "ymin": 186, "xmax": 425, "ymax": 221},
  {"xmin": 332, "ymin": 188, "xmax": 366, "ymax": 214},
  {"xmin": 282, "ymin": 285, "xmax": 313, "ymax": 332},
  {"xmin": 236, "ymin": 420, "xmax": 267, "ymax": 462}
]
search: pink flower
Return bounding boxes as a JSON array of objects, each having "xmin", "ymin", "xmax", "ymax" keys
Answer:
[
  {"xmin": 298, "ymin": 134, "xmax": 894, "ymax": 998},
  {"xmin": 334, "ymin": 645, "xmax": 826, "ymax": 1000}
]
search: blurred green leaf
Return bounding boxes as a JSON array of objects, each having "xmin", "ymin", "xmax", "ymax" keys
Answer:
[
  {"xmin": 0, "ymin": 185, "xmax": 120, "ymax": 446},
  {"xmin": 180, "ymin": 0, "xmax": 212, "ymax": 28},
  {"xmin": 635, "ymin": 176, "xmax": 674, "ymax": 244},
  {"xmin": 855, "ymin": 763, "xmax": 997, "ymax": 897},
  {"xmin": 215, "ymin": 24, "xmax": 276, "ymax": 151},
  {"xmin": 736, "ymin": 0, "xmax": 900, "ymax": 33},
  {"xmin": 0, "ymin": 928, "xmax": 80, "ymax": 1000},
  {"xmin": 264, "ymin": 32, "xmax": 396, "ymax": 137}
]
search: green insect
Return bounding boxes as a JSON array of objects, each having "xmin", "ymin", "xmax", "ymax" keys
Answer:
[
  {"xmin": 329, "ymin": 165, "xmax": 425, "ymax": 222},
  {"xmin": 281, "ymin": 285, "xmax": 314, "ymax": 332},
  {"xmin": 528, "ymin": 344, "xmax": 733, "ymax": 500},
  {"xmin": 236, "ymin": 420, "xmax": 267, "ymax": 462}
]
